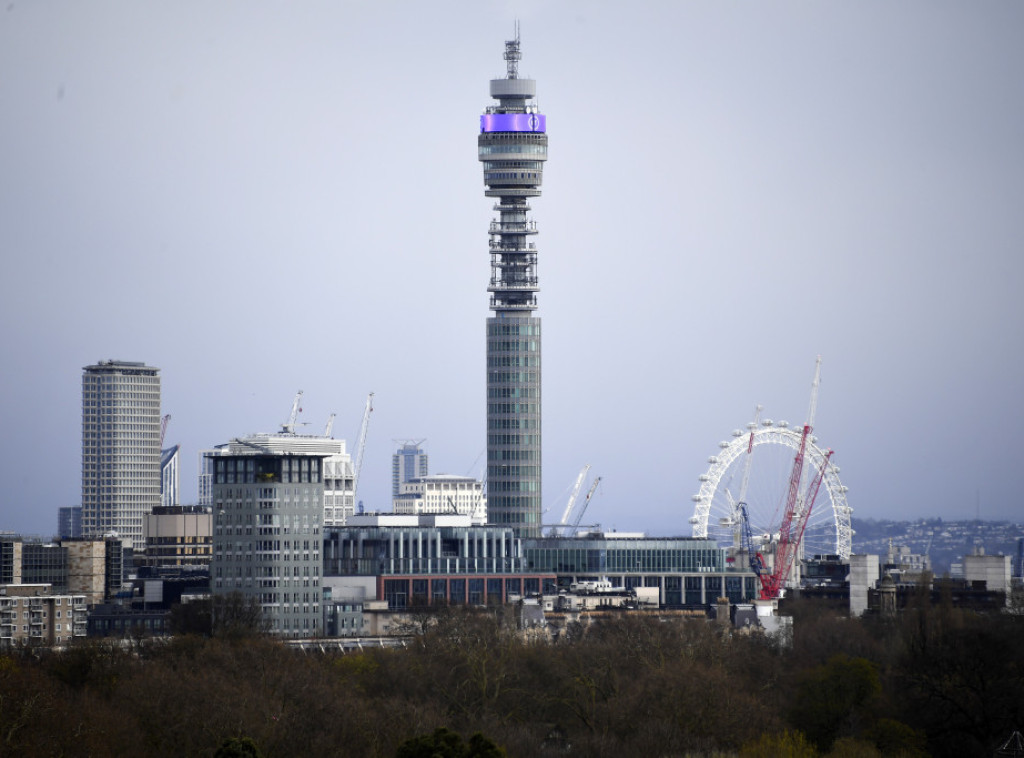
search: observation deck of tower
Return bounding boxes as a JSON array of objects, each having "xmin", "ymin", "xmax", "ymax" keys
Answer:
[{"xmin": 479, "ymin": 33, "xmax": 547, "ymax": 538}]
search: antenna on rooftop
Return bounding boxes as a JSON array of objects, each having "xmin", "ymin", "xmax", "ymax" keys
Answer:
[{"xmin": 505, "ymin": 21, "xmax": 521, "ymax": 79}]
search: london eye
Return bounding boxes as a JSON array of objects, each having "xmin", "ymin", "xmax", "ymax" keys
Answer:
[{"xmin": 690, "ymin": 360, "xmax": 853, "ymax": 593}]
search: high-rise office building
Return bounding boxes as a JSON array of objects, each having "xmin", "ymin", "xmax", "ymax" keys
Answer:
[
  {"xmin": 479, "ymin": 33, "xmax": 547, "ymax": 537},
  {"xmin": 392, "ymin": 441, "xmax": 429, "ymax": 499},
  {"xmin": 208, "ymin": 440, "xmax": 323, "ymax": 637},
  {"xmin": 81, "ymin": 360, "xmax": 162, "ymax": 549}
]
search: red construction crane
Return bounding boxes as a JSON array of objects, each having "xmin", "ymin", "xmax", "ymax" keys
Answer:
[{"xmin": 759, "ymin": 357, "xmax": 832, "ymax": 600}]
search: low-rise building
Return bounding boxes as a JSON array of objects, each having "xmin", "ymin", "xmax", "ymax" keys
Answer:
[
  {"xmin": 324, "ymin": 514, "xmax": 551, "ymax": 611},
  {"xmin": 139, "ymin": 505, "xmax": 212, "ymax": 569},
  {"xmin": 392, "ymin": 475, "xmax": 486, "ymax": 521},
  {"xmin": 522, "ymin": 533, "xmax": 759, "ymax": 606},
  {"xmin": 0, "ymin": 584, "xmax": 87, "ymax": 648},
  {"xmin": 1, "ymin": 537, "xmax": 124, "ymax": 605}
]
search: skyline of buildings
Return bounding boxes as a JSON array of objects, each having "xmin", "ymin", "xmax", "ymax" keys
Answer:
[{"xmin": 4, "ymin": 26, "xmax": 1015, "ymax": 549}]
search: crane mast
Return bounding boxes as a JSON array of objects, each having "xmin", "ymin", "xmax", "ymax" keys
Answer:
[
  {"xmin": 761, "ymin": 356, "xmax": 826, "ymax": 599},
  {"xmin": 569, "ymin": 477, "xmax": 602, "ymax": 537},
  {"xmin": 738, "ymin": 503, "xmax": 767, "ymax": 586},
  {"xmin": 762, "ymin": 449, "xmax": 833, "ymax": 598},
  {"xmin": 281, "ymin": 390, "xmax": 304, "ymax": 434},
  {"xmin": 731, "ymin": 405, "xmax": 762, "ymax": 546},
  {"xmin": 554, "ymin": 464, "xmax": 591, "ymax": 536},
  {"xmin": 159, "ymin": 414, "xmax": 171, "ymax": 448},
  {"xmin": 352, "ymin": 392, "xmax": 374, "ymax": 504}
]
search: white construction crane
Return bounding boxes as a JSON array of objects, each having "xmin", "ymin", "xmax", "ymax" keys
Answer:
[
  {"xmin": 352, "ymin": 392, "xmax": 374, "ymax": 504},
  {"xmin": 280, "ymin": 390, "xmax": 305, "ymax": 434},
  {"xmin": 324, "ymin": 413, "xmax": 336, "ymax": 437},
  {"xmin": 729, "ymin": 405, "xmax": 763, "ymax": 547},
  {"xmin": 553, "ymin": 464, "xmax": 590, "ymax": 537},
  {"xmin": 569, "ymin": 476, "xmax": 602, "ymax": 537},
  {"xmin": 160, "ymin": 414, "xmax": 171, "ymax": 448}
]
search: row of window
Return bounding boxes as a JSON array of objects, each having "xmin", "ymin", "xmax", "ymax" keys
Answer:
[
  {"xmin": 478, "ymin": 143, "xmax": 547, "ymax": 156},
  {"xmin": 215, "ymin": 565, "xmax": 320, "ymax": 577},
  {"xmin": 487, "ymin": 434, "xmax": 540, "ymax": 446},
  {"xmin": 488, "ymin": 418, "xmax": 539, "ymax": 430},
  {"xmin": 488, "ymin": 480, "xmax": 539, "ymax": 492},
  {"xmin": 487, "ymin": 384, "xmax": 539, "ymax": 397},
  {"xmin": 487, "ymin": 449, "xmax": 538, "ymax": 461},
  {"xmin": 488, "ymin": 371, "xmax": 539, "ymax": 384},
  {"xmin": 481, "ymin": 160, "xmax": 544, "ymax": 171},
  {"xmin": 525, "ymin": 548, "xmax": 726, "ymax": 573},
  {"xmin": 485, "ymin": 505, "xmax": 541, "ymax": 522},
  {"xmin": 484, "ymin": 171, "xmax": 540, "ymax": 182},
  {"xmin": 487, "ymin": 322, "xmax": 540, "ymax": 336},
  {"xmin": 488, "ymin": 340, "xmax": 539, "ymax": 353},
  {"xmin": 478, "ymin": 132, "xmax": 546, "ymax": 144},
  {"xmin": 382, "ymin": 576, "xmax": 554, "ymax": 609},
  {"xmin": 213, "ymin": 457, "xmax": 323, "ymax": 485},
  {"xmin": 488, "ymin": 403, "xmax": 539, "ymax": 415},
  {"xmin": 220, "ymin": 539, "xmax": 316, "ymax": 552},
  {"xmin": 488, "ymin": 465, "xmax": 539, "ymax": 478}
]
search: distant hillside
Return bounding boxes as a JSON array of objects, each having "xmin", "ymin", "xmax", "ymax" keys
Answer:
[{"xmin": 851, "ymin": 517, "xmax": 1024, "ymax": 576}]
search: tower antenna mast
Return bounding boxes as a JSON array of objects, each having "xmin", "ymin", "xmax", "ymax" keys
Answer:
[{"xmin": 505, "ymin": 22, "xmax": 521, "ymax": 78}]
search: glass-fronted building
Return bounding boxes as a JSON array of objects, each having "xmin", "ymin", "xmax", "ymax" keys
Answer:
[
  {"xmin": 323, "ymin": 521, "xmax": 756, "ymax": 609},
  {"xmin": 523, "ymin": 535, "xmax": 759, "ymax": 606},
  {"xmin": 324, "ymin": 516, "xmax": 557, "ymax": 609}
]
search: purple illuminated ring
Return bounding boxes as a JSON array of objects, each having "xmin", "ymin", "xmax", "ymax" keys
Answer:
[{"xmin": 480, "ymin": 113, "xmax": 547, "ymax": 133}]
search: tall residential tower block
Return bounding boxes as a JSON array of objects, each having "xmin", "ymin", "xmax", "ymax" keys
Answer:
[
  {"xmin": 81, "ymin": 360, "xmax": 162, "ymax": 549},
  {"xmin": 479, "ymin": 34, "xmax": 547, "ymax": 537}
]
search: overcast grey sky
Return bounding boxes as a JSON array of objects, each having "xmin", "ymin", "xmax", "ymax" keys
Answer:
[{"xmin": 2, "ymin": 2, "xmax": 1022, "ymax": 539}]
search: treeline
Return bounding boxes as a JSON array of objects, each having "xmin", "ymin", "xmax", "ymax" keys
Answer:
[{"xmin": 1, "ymin": 597, "xmax": 1021, "ymax": 757}]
